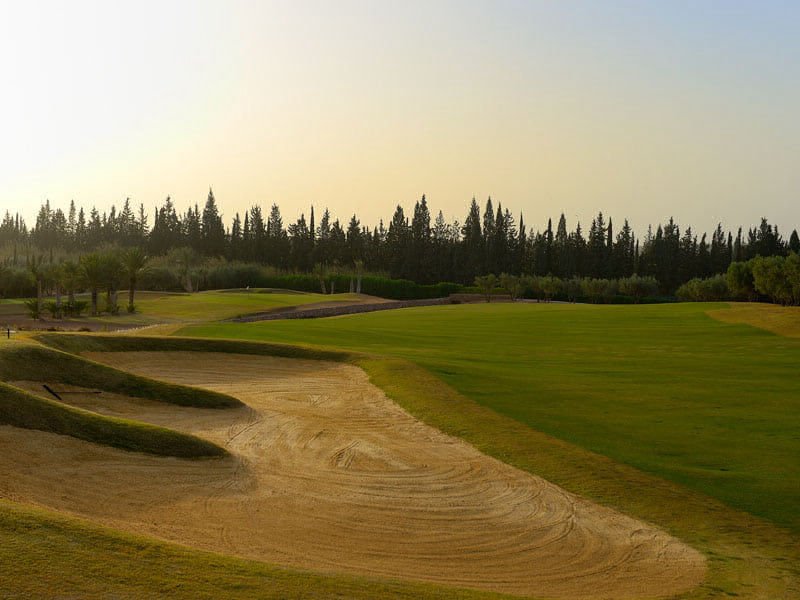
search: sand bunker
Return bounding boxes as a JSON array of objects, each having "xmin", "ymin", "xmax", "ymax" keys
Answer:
[{"xmin": 0, "ymin": 352, "xmax": 704, "ymax": 598}]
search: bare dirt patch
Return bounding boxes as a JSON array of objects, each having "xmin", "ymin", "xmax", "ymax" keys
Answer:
[{"xmin": 0, "ymin": 352, "xmax": 704, "ymax": 598}]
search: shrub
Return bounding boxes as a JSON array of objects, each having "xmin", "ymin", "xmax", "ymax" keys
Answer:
[
  {"xmin": 581, "ymin": 278, "xmax": 610, "ymax": 303},
  {"xmin": 602, "ymin": 279, "xmax": 619, "ymax": 303},
  {"xmin": 726, "ymin": 261, "xmax": 756, "ymax": 301},
  {"xmin": 524, "ymin": 276, "xmax": 542, "ymax": 301},
  {"xmin": 563, "ymin": 277, "xmax": 583, "ymax": 303},
  {"xmin": 0, "ymin": 266, "xmax": 35, "ymax": 298},
  {"xmin": 23, "ymin": 298, "xmax": 40, "ymax": 319},
  {"xmin": 474, "ymin": 274, "xmax": 498, "ymax": 302},
  {"xmin": 63, "ymin": 299, "xmax": 88, "ymax": 317},
  {"xmin": 539, "ymin": 276, "xmax": 561, "ymax": 302},
  {"xmin": 676, "ymin": 275, "xmax": 729, "ymax": 302},
  {"xmin": 752, "ymin": 255, "xmax": 793, "ymax": 305},
  {"xmin": 44, "ymin": 301, "xmax": 62, "ymax": 318},
  {"xmin": 499, "ymin": 273, "xmax": 525, "ymax": 300},
  {"xmin": 139, "ymin": 265, "xmax": 182, "ymax": 292},
  {"xmin": 786, "ymin": 253, "xmax": 800, "ymax": 305},
  {"xmin": 204, "ymin": 261, "xmax": 265, "ymax": 290},
  {"xmin": 619, "ymin": 275, "xmax": 659, "ymax": 303}
]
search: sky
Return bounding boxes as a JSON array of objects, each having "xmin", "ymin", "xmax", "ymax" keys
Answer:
[{"xmin": 1, "ymin": 0, "xmax": 798, "ymax": 236}]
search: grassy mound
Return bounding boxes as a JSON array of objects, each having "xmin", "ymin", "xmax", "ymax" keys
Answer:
[
  {"xmin": 35, "ymin": 332, "xmax": 349, "ymax": 362},
  {"xmin": 0, "ymin": 381, "xmax": 225, "ymax": 458},
  {"xmin": 1, "ymin": 342, "xmax": 241, "ymax": 409}
]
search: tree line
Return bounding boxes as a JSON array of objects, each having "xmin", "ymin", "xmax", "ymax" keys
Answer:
[{"xmin": 2, "ymin": 191, "xmax": 798, "ymax": 291}]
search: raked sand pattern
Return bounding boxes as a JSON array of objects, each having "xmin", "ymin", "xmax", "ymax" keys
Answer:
[{"xmin": 0, "ymin": 352, "xmax": 705, "ymax": 598}]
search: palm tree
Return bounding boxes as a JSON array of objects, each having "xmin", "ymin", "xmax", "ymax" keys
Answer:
[
  {"xmin": 80, "ymin": 253, "xmax": 104, "ymax": 316},
  {"xmin": 354, "ymin": 259, "xmax": 364, "ymax": 294},
  {"xmin": 122, "ymin": 247, "xmax": 149, "ymax": 312},
  {"xmin": 329, "ymin": 259, "xmax": 340, "ymax": 294},
  {"xmin": 170, "ymin": 247, "xmax": 202, "ymax": 292},
  {"xmin": 0, "ymin": 262, "xmax": 8, "ymax": 299},
  {"xmin": 46, "ymin": 262, "xmax": 64, "ymax": 319},
  {"xmin": 313, "ymin": 263, "xmax": 327, "ymax": 294},
  {"xmin": 26, "ymin": 255, "xmax": 45, "ymax": 319},
  {"xmin": 101, "ymin": 252, "xmax": 124, "ymax": 314},
  {"xmin": 61, "ymin": 260, "xmax": 82, "ymax": 305}
]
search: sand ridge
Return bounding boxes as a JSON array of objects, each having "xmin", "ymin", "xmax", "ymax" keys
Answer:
[{"xmin": 0, "ymin": 351, "xmax": 705, "ymax": 598}]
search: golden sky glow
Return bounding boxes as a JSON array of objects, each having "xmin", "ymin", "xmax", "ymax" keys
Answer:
[{"xmin": 1, "ymin": 1, "xmax": 798, "ymax": 234}]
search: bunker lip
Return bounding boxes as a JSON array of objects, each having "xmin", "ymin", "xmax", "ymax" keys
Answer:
[{"xmin": 0, "ymin": 350, "xmax": 705, "ymax": 599}]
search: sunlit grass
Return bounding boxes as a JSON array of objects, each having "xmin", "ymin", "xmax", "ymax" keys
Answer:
[
  {"xmin": 707, "ymin": 302, "xmax": 800, "ymax": 338},
  {"xmin": 179, "ymin": 302, "xmax": 800, "ymax": 532}
]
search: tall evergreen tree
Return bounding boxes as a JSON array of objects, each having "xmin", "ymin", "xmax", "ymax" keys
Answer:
[{"xmin": 201, "ymin": 189, "xmax": 226, "ymax": 256}]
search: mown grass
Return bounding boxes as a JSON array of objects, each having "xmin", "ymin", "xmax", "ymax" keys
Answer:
[
  {"xmin": 355, "ymin": 355, "xmax": 800, "ymax": 600},
  {"xmin": 0, "ymin": 342, "xmax": 241, "ymax": 408},
  {"xmin": 34, "ymin": 331, "xmax": 800, "ymax": 598},
  {"xmin": 179, "ymin": 302, "xmax": 800, "ymax": 534},
  {"xmin": 0, "ymin": 381, "xmax": 225, "ymax": 458}
]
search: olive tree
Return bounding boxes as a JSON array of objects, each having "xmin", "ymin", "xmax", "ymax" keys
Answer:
[
  {"xmin": 726, "ymin": 261, "xmax": 756, "ymax": 301},
  {"xmin": 499, "ymin": 273, "xmax": 524, "ymax": 301},
  {"xmin": 474, "ymin": 274, "xmax": 498, "ymax": 302},
  {"xmin": 619, "ymin": 275, "xmax": 658, "ymax": 304}
]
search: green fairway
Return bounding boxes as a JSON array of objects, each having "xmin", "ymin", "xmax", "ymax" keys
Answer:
[{"xmin": 179, "ymin": 302, "xmax": 800, "ymax": 532}]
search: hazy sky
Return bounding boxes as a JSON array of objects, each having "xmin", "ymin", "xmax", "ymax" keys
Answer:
[{"xmin": 1, "ymin": 1, "xmax": 798, "ymax": 235}]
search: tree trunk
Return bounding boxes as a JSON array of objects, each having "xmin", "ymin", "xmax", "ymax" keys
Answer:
[
  {"xmin": 111, "ymin": 290, "xmax": 119, "ymax": 314},
  {"xmin": 91, "ymin": 288, "xmax": 98, "ymax": 316},
  {"xmin": 349, "ymin": 277, "xmax": 354, "ymax": 293},
  {"xmin": 36, "ymin": 279, "xmax": 42, "ymax": 318},
  {"xmin": 319, "ymin": 278, "xmax": 327, "ymax": 294},
  {"xmin": 356, "ymin": 274, "xmax": 362, "ymax": 294},
  {"xmin": 128, "ymin": 279, "xmax": 135, "ymax": 312},
  {"xmin": 55, "ymin": 285, "xmax": 62, "ymax": 319},
  {"xmin": 330, "ymin": 279, "xmax": 335, "ymax": 294}
]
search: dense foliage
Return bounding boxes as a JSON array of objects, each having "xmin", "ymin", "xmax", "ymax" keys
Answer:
[
  {"xmin": 1, "ymin": 193, "xmax": 797, "ymax": 293},
  {"xmin": 674, "ymin": 253, "xmax": 800, "ymax": 305}
]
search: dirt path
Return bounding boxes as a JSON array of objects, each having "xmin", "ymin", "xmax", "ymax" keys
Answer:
[{"xmin": 0, "ymin": 352, "xmax": 704, "ymax": 598}]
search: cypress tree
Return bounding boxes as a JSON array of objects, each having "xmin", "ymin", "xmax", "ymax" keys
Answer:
[
  {"xmin": 790, "ymin": 229, "xmax": 800, "ymax": 253},
  {"xmin": 201, "ymin": 189, "xmax": 226, "ymax": 256}
]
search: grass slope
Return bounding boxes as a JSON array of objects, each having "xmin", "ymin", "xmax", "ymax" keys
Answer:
[
  {"xmin": 32, "ymin": 332, "xmax": 800, "ymax": 598},
  {"xmin": 179, "ymin": 302, "xmax": 800, "ymax": 533},
  {"xmin": 0, "ymin": 381, "xmax": 225, "ymax": 458},
  {"xmin": 1, "ymin": 342, "xmax": 241, "ymax": 408}
]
